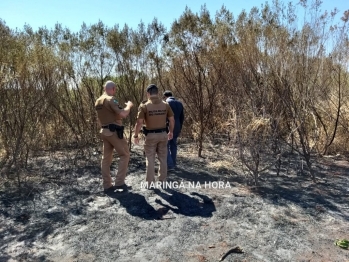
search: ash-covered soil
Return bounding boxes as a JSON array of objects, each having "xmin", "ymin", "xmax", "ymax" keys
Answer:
[{"xmin": 1, "ymin": 142, "xmax": 348, "ymax": 262}]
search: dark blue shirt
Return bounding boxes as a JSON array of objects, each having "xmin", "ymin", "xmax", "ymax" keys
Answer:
[{"xmin": 166, "ymin": 97, "xmax": 184, "ymax": 135}]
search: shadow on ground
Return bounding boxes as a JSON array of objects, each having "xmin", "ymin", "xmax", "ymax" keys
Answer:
[
  {"xmin": 154, "ymin": 188, "xmax": 216, "ymax": 217},
  {"xmin": 107, "ymin": 191, "xmax": 160, "ymax": 220},
  {"xmin": 106, "ymin": 188, "xmax": 216, "ymax": 219},
  {"xmin": 1, "ymin": 146, "xmax": 349, "ymax": 261}
]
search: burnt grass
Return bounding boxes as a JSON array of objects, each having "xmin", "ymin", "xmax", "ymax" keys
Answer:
[{"xmin": 0, "ymin": 141, "xmax": 348, "ymax": 262}]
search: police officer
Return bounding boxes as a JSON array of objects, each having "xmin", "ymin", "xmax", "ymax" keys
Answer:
[
  {"xmin": 133, "ymin": 84, "xmax": 174, "ymax": 185},
  {"xmin": 163, "ymin": 90, "xmax": 184, "ymax": 170},
  {"xmin": 95, "ymin": 80, "xmax": 133, "ymax": 193}
]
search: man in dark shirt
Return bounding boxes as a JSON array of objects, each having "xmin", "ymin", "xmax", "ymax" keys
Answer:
[{"xmin": 163, "ymin": 90, "xmax": 184, "ymax": 170}]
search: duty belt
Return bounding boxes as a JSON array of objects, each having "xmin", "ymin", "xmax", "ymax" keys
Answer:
[
  {"xmin": 142, "ymin": 127, "xmax": 167, "ymax": 135},
  {"xmin": 101, "ymin": 124, "xmax": 124, "ymax": 139},
  {"xmin": 147, "ymin": 128, "xmax": 167, "ymax": 133}
]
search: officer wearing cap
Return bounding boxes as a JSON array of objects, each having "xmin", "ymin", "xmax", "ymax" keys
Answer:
[
  {"xmin": 133, "ymin": 84, "xmax": 174, "ymax": 184},
  {"xmin": 95, "ymin": 80, "xmax": 134, "ymax": 193}
]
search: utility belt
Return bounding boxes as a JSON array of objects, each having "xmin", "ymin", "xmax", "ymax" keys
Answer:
[
  {"xmin": 142, "ymin": 127, "xmax": 167, "ymax": 136},
  {"xmin": 102, "ymin": 124, "xmax": 124, "ymax": 139}
]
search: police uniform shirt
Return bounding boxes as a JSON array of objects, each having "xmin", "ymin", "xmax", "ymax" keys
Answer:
[
  {"xmin": 95, "ymin": 92, "xmax": 123, "ymax": 136},
  {"xmin": 137, "ymin": 96, "xmax": 174, "ymax": 130}
]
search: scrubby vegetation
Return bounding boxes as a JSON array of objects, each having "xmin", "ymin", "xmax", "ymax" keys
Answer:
[{"xmin": 1, "ymin": 0, "xmax": 349, "ymax": 186}]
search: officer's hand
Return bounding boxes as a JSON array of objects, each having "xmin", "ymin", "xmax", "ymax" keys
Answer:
[
  {"xmin": 168, "ymin": 132, "xmax": 173, "ymax": 140},
  {"xmin": 125, "ymin": 101, "xmax": 133, "ymax": 108}
]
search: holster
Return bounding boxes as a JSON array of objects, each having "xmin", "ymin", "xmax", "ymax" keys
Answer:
[
  {"xmin": 108, "ymin": 124, "xmax": 124, "ymax": 139},
  {"xmin": 142, "ymin": 126, "xmax": 148, "ymax": 136}
]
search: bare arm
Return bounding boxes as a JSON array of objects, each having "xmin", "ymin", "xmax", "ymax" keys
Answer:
[
  {"xmin": 168, "ymin": 116, "xmax": 174, "ymax": 133},
  {"xmin": 119, "ymin": 101, "xmax": 133, "ymax": 118},
  {"xmin": 168, "ymin": 116, "xmax": 174, "ymax": 140},
  {"xmin": 134, "ymin": 118, "xmax": 143, "ymax": 137},
  {"xmin": 110, "ymin": 100, "xmax": 133, "ymax": 119},
  {"xmin": 133, "ymin": 118, "xmax": 143, "ymax": 145}
]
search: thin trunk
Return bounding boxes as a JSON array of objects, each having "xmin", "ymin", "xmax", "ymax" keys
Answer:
[
  {"xmin": 323, "ymin": 68, "xmax": 341, "ymax": 155},
  {"xmin": 253, "ymin": 152, "xmax": 260, "ymax": 185},
  {"xmin": 304, "ymin": 153, "xmax": 315, "ymax": 182},
  {"xmin": 276, "ymin": 157, "xmax": 281, "ymax": 176},
  {"xmin": 298, "ymin": 127, "xmax": 315, "ymax": 181},
  {"xmin": 253, "ymin": 171, "xmax": 259, "ymax": 186},
  {"xmin": 198, "ymin": 135, "xmax": 203, "ymax": 158}
]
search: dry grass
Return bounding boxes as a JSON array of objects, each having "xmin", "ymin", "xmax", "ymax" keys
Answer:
[{"xmin": 206, "ymin": 160, "xmax": 234, "ymax": 170}]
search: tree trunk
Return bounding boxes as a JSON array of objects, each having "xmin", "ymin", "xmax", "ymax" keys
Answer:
[
  {"xmin": 198, "ymin": 140, "xmax": 203, "ymax": 158},
  {"xmin": 197, "ymin": 125, "xmax": 204, "ymax": 158},
  {"xmin": 304, "ymin": 153, "xmax": 316, "ymax": 182},
  {"xmin": 323, "ymin": 68, "xmax": 341, "ymax": 155},
  {"xmin": 253, "ymin": 171, "xmax": 259, "ymax": 186}
]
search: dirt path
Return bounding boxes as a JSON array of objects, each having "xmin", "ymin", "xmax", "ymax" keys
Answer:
[{"xmin": 1, "ymin": 144, "xmax": 348, "ymax": 262}]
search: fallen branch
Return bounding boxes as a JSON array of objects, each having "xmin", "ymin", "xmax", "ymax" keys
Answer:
[{"xmin": 219, "ymin": 246, "xmax": 244, "ymax": 261}]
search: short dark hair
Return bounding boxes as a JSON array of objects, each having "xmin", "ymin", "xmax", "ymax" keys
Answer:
[
  {"xmin": 146, "ymin": 84, "xmax": 158, "ymax": 95},
  {"xmin": 163, "ymin": 90, "xmax": 173, "ymax": 97}
]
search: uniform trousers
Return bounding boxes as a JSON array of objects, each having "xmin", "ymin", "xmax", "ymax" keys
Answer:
[
  {"xmin": 144, "ymin": 132, "xmax": 168, "ymax": 183},
  {"xmin": 101, "ymin": 133, "xmax": 130, "ymax": 189}
]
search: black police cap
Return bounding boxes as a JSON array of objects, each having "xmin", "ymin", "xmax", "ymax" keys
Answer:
[
  {"xmin": 163, "ymin": 90, "xmax": 173, "ymax": 97},
  {"xmin": 146, "ymin": 84, "xmax": 158, "ymax": 92}
]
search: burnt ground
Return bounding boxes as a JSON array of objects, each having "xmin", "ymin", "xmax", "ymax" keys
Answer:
[{"xmin": 0, "ymin": 141, "xmax": 348, "ymax": 262}]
